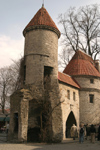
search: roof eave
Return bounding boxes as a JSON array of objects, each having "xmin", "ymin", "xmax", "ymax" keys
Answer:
[
  {"xmin": 58, "ymin": 79, "xmax": 80, "ymax": 89},
  {"xmin": 23, "ymin": 25, "xmax": 61, "ymax": 38}
]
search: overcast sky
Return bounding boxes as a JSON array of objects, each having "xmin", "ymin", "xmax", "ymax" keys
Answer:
[{"xmin": 0, "ymin": 0, "xmax": 100, "ymax": 68}]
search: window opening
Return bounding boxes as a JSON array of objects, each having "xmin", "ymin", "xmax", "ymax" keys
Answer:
[
  {"xmin": 44, "ymin": 66, "xmax": 53, "ymax": 89},
  {"xmin": 90, "ymin": 79, "xmax": 94, "ymax": 84},
  {"xmin": 67, "ymin": 90, "xmax": 70, "ymax": 100},
  {"xmin": 89, "ymin": 94, "xmax": 94, "ymax": 103},
  {"xmin": 73, "ymin": 92, "xmax": 75, "ymax": 101}
]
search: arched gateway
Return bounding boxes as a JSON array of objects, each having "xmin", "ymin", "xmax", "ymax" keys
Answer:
[{"xmin": 66, "ymin": 111, "xmax": 77, "ymax": 138}]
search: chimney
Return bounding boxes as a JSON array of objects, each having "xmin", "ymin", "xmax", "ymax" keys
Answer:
[{"xmin": 95, "ymin": 60, "xmax": 100, "ymax": 73}]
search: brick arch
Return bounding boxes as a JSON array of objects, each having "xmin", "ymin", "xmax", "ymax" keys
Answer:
[{"xmin": 65, "ymin": 111, "xmax": 77, "ymax": 138}]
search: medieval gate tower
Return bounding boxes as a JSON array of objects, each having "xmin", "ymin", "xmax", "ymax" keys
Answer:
[
  {"xmin": 9, "ymin": 5, "xmax": 63, "ymax": 142},
  {"xmin": 23, "ymin": 5, "xmax": 63, "ymax": 142},
  {"xmin": 8, "ymin": 5, "xmax": 100, "ymax": 143}
]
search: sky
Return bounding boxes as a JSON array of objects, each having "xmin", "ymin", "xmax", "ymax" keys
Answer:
[{"xmin": 0, "ymin": 0, "xmax": 100, "ymax": 68}]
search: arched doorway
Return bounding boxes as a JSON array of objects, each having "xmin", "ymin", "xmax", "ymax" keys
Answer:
[{"xmin": 66, "ymin": 111, "xmax": 77, "ymax": 138}]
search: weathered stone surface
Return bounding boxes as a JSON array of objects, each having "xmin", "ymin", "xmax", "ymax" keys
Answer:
[
  {"xmin": 74, "ymin": 76, "xmax": 100, "ymax": 125},
  {"xmin": 9, "ymin": 19, "xmax": 63, "ymax": 142},
  {"xmin": 8, "ymin": 7, "xmax": 100, "ymax": 143},
  {"xmin": 59, "ymin": 82, "xmax": 79, "ymax": 140}
]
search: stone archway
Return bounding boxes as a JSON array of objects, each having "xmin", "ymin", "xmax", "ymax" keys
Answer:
[{"xmin": 66, "ymin": 111, "xmax": 77, "ymax": 138}]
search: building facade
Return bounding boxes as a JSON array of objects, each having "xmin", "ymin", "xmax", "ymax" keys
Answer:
[{"xmin": 8, "ymin": 6, "xmax": 100, "ymax": 142}]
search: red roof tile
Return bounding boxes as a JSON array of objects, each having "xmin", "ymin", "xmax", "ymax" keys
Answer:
[
  {"xmin": 23, "ymin": 6, "xmax": 60, "ymax": 37},
  {"xmin": 58, "ymin": 72, "xmax": 80, "ymax": 88},
  {"xmin": 63, "ymin": 50, "xmax": 100, "ymax": 77},
  {"xmin": 72, "ymin": 50, "xmax": 94, "ymax": 64}
]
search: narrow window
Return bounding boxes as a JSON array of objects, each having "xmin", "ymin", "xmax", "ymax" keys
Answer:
[
  {"xmin": 73, "ymin": 92, "xmax": 75, "ymax": 101},
  {"xmin": 90, "ymin": 79, "xmax": 94, "ymax": 84},
  {"xmin": 89, "ymin": 94, "xmax": 94, "ymax": 103},
  {"xmin": 14, "ymin": 113, "xmax": 18, "ymax": 132},
  {"xmin": 44, "ymin": 66, "xmax": 53, "ymax": 89},
  {"xmin": 24, "ymin": 65, "xmax": 26, "ymax": 84},
  {"xmin": 67, "ymin": 90, "xmax": 70, "ymax": 100}
]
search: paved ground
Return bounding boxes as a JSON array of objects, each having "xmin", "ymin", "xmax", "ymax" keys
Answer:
[
  {"xmin": 0, "ymin": 133, "xmax": 100, "ymax": 150},
  {"xmin": 0, "ymin": 141, "xmax": 100, "ymax": 150}
]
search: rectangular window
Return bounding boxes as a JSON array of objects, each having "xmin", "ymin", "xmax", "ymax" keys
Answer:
[
  {"xmin": 73, "ymin": 92, "xmax": 75, "ymax": 101},
  {"xmin": 67, "ymin": 90, "xmax": 70, "ymax": 100},
  {"xmin": 90, "ymin": 79, "xmax": 94, "ymax": 84},
  {"xmin": 89, "ymin": 94, "xmax": 94, "ymax": 103}
]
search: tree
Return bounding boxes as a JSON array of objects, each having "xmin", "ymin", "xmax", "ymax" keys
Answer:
[
  {"xmin": 58, "ymin": 4, "xmax": 100, "ymax": 68},
  {"xmin": 10, "ymin": 58, "xmax": 22, "ymax": 90},
  {"xmin": 27, "ymin": 83, "xmax": 64, "ymax": 142},
  {"xmin": 0, "ymin": 59, "xmax": 21, "ymax": 114}
]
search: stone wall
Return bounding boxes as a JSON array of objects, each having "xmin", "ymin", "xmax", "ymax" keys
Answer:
[
  {"xmin": 79, "ymin": 91, "xmax": 100, "ymax": 124},
  {"xmin": 24, "ymin": 29, "xmax": 58, "ymax": 86},
  {"xmin": 8, "ymin": 90, "xmax": 21, "ymax": 141},
  {"xmin": 8, "ymin": 89, "xmax": 29, "ymax": 142},
  {"xmin": 59, "ymin": 82, "xmax": 79, "ymax": 140},
  {"xmin": 74, "ymin": 76, "xmax": 100, "ymax": 90},
  {"xmin": 49, "ymin": 78, "xmax": 63, "ymax": 142},
  {"xmin": 74, "ymin": 76, "xmax": 100, "ymax": 125},
  {"xmin": 9, "ymin": 18, "xmax": 64, "ymax": 142},
  {"xmin": 23, "ymin": 28, "xmax": 63, "ymax": 142}
]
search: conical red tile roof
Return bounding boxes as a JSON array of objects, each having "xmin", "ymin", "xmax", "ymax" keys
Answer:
[
  {"xmin": 63, "ymin": 50, "xmax": 100, "ymax": 77},
  {"xmin": 23, "ymin": 6, "xmax": 60, "ymax": 37}
]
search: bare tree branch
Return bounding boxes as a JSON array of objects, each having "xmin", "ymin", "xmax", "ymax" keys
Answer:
[{"xmin": 58, "ymin": 4, "xmax": 100, "ymax": 67}]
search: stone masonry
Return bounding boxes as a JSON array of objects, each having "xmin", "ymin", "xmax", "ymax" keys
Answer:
[{"xmin": 8, "ymin": 6, "xmax": 100, "ymax": 143}]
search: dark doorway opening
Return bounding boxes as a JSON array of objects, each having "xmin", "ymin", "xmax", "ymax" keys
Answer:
[
  {"xmin": 27, "ymin": 127, "xmax": 40, "ymax": 142},
  {"xmin": 14, "ymin": 113, "xmax": 18, "ymax": 133},
  {"xmin": 66, "ymin": 111, "xmax": 77, "ymax": 138}
]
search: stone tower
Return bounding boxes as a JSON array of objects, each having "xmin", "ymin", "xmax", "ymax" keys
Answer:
[
  {"xmin": 9, "ymin": 6, "xmax": 63, "ymax": 143},
  {"xmin": 22, "ymin": 5, "xmax": 62, "ymax": 142},
  {"xmin": 23, "ymin": 5, "xmax": 60, "ymax": 87},
  {"xmin": 64, "ymin": 50, "xmax": 100, "ymax": 125}
]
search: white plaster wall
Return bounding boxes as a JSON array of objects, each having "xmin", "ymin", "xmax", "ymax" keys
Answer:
[{"xmin": 59, "ymin": 83, "xmax": 80, "ymax": 140}]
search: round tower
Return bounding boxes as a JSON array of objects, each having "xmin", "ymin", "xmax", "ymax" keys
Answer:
[
  {"xmin": 63, "ymin": 50, "xmax": 100, "ymax": 125},
  {"xmin": 22, "ymin": 6, "xmax": 63, "ymax": 142},
  {"xmin": 23, "ymin": 6, "xmax": 60, "ymax": 86},
  {"xmin": 9, "ymin": 6, "xmax": 63, "ymax": 143}
]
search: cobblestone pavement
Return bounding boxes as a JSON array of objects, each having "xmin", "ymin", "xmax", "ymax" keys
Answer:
[
  {"xmin": 0, "ymin": 139, "xmax": 100, "ymax": 150},
  {"xmin": 0, "ymin": 133, "xmax": 100, "ymax": 150}
]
